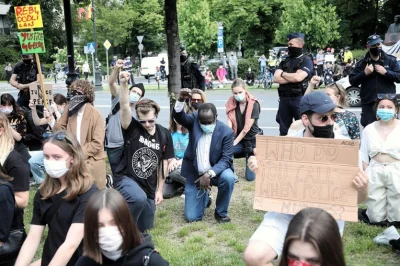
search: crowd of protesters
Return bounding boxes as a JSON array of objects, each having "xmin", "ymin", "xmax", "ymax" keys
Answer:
[{"xmin": 0, "ymin": 30, "xmax": 400, "ymax": 266}]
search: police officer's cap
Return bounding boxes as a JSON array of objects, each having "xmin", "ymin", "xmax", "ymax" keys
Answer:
[
  {"xmin": 299, "ymin": 91, "xmax": 336, "ymax": 115},
  {"xmin": 287, "ymin": 32, "xmax": 305, "ymax": 41},
  {"xmin": 367, "ymin": 34, "xmax": 382, "ymax": 46}
]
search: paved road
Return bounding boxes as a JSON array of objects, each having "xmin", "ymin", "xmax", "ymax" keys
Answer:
[{"xmin": 0, "ymin": 80, "xmax": 362, "ymax": 136}]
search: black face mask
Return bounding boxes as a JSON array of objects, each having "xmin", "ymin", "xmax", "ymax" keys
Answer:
[
  {"xmin": 369, "ymin": 47, "xmax": 381, "ymax": 57},
  {"xmin": 23, "ymin": 59, "xmax": 32, "ymax": 65},
  {"xmin": 309, "ymin": 123, "xmax": 334, "ymax": 138},
  {"xmin": 191, "ymin": 102, "xmax": 201, "ymax": 110},
  {"xmin": 180, "ymin": 55, "xmax": 187, "ymax": 63},
  {"xmin": 288, "ymin": 47, "xmax": 303, "ymax": 57}
]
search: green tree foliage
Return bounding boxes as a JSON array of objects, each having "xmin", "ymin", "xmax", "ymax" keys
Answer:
[
  {"xmin": 5, "ymin": 0, "xmax": 65, "ymax": 63},
  {"xmin": 275, "ymin": 0, "xmax": 340, "ymax": 49},
  {"xmin": 51, "ymin": 47, "xmax": 85, "ymax": 66},
  {"xmin": 209, "ymin": 0, "xmax": 282, "ymax": 57},
  {"xmin": 178, "ymin": 0, "xmax": 217, "ymax": 56}
]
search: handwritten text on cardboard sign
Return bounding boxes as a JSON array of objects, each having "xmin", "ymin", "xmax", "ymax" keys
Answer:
[
  {"xmin": 14, "ymin": 5, "xmax": 43, "ymax": 29},
  {"xmin": 253, "ymin": 136, "xmax": 359, "ymax": 222}
]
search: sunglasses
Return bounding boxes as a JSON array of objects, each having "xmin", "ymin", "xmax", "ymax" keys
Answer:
[
  {"xmin": 315, "ymin": 114, "xmax": 337, "ymax": 123},
  {"xmin": 191, "ymin": 99, "xmax": 203, "ymax": 103},
  {"xmin": 377, "ymin": 94, "xmax": 396, "ymax": 100},
  {"xmin": 138, "ymin": 118, "xmax": 156, "ymax": 125},
  {"xmin": 45, "ymin": 131, "xmax": 73, "ymax": 145},
  {"xmin": 327, "ymin": 82, "xmax": 340, "ymax": 91}
]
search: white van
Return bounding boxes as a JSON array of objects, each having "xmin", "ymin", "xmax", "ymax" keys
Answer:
[{"xmin": 140, "ymin": 54, "xmax": 169, "ymax": 79}]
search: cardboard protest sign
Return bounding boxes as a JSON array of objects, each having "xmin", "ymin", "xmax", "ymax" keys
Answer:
[
  {"xmin": 29, "ymin": 83, "xmax": 53, "ymax": 106},
  {"xmin": 14, "ymin": 5, "xmax": 43, "ymax": 29},
  {"xmin": 18, "ymin": 31, "xmax": 46, "ymax": 54},
  {"xmin": 253, "ymin": 136, "xmax": 360, "ymax": 222}
]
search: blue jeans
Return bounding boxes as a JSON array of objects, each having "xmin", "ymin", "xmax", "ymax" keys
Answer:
[
  {"xmin": 184, "ymin": 168, "xmax": 235, "ymax": 222},
  {"xmin": 28, "ymin": 151, "xmax": 45, "ymax": 184},
  {"xmin": 260, "ymin": 66, "xmax": 266, "ymax": 74},
  {"xmin": 114, "ymin": 176, "xmax": 156, "ymax": 232},
  {"xmin": 106, "ymin": 145, "xmax": 124, "ymax": 175},
  {"xmin": 233, "ymin": 143, "xmax": 255, "ymax": 181}
]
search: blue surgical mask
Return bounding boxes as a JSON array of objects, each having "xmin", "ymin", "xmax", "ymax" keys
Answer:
[
  {"xmin": 234, "ymin": 92, "xmax": 245, "ymax": 102},
  {"xmin": 200, "ymin": 123, "xmax": 216, "ymax": 134},
  {"xmin": 377, "ymin": 108, "xmax": 395, "ymax": 121},
  {"xmin": 129, "ymin": 93, "xmax": 140, "ymax": 103}
]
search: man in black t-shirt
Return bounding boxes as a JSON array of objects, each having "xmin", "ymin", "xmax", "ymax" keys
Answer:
[
  {"xmin": 10, "ymin": 54, "xmax": 42, "ymax": 109},
  {"xmin": 114, "ymin": 71, "xmax": 174, "ymax": 232}
]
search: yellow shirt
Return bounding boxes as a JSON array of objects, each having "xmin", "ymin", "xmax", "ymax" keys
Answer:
[{"xmin": 344, "ymin": 51, "xmax": 353, "ymax": 63}]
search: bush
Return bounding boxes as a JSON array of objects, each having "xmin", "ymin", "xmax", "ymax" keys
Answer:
[
  {"xmin": 206, "ymin": 58, "xmax": 263, "ymax": 80},
  {"xmin": 352, "ymin": 49, "xmax": 368, "ymax": 61}
]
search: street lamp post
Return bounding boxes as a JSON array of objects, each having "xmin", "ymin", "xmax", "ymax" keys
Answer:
[
  {"xmin": 91, "ymin": 0, "xmax": 103, "ymax": 90},
  {"xmin": 63, "ymin": 0, "xmax": 79, "ymax": 95}
]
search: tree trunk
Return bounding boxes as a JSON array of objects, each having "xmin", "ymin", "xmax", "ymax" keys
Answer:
[{"xmin": 165, "ymin": 0, "xmax": 181, "ymax": 113}]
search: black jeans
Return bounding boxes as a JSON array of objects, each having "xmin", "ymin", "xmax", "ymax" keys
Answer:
[{"xmin": 361, "ymin": 102, "xmax": 377, "ymax": 128}]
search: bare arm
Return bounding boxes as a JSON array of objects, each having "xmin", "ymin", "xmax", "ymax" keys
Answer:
[
  {"xmin": 119, "ymin": 72, "xmax": 132, "ymax": 130},
  {"xmin": 11, "ymin": 128, "xmax": 22, "ymax": 142},
  {"xmin": 15, "ymin": 191, "xmax": 29, "ymax": 209},
  {"xmin": 273, "ymin": 69, "xmax": 289, "ymax": 84},
  {"xmin": 15, "ymin": 225, "xmax": 45, "ymax": 265},
  {"xmin": 48, "ymin": 223, "xmax": 84, "ymax": 266},
  {"xmin": 29, "ymin": 101, "xmax": 48, "ymax": 126},
  {"xmin": 227, "ymin": 118, "xmax": 233, "ymax": 129},
  {"xmin": 304, "ymin": 76, "xmax": 320, "ymax": 95},
  {"xmin": 234, "ymin": 118, "xmax": 255, "ymax": 146},
  {"xmin": 109, "ymin": 60, "xmax": 124, "ymax": 97},
  {"xmin": 10, "ymin": 74, "xmax": 30, "ymax": 90}
]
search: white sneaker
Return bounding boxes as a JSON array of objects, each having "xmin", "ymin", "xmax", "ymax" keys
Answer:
[{"xmin": 374, "ymin": 226, "xmax": 400, "ymax": 245}]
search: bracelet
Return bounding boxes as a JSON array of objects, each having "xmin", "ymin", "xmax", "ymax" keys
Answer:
[{"xmin": 280, "ymin": 71, "xmax": 284, "ymax": 78}]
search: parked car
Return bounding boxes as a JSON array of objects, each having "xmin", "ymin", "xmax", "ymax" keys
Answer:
[
  {"xmin": 336, "ymin": 74, "xmax": 400, "ymax": 107},
  {"xmin": 141, "ymin": 54, "xmax": 169, "ymax": 79}
]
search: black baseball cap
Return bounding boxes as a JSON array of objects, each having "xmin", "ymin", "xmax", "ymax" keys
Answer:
[
  {"xmin": 287, "ymin": 32, "xmax": 305, "ymax": 41},
  {"xmin": 299, "ymin": 91, "xmax": 336, "ymax": 114},
  {"xmin": 129, "ymin": 83, "xmax": 145, "ymax": 97}
]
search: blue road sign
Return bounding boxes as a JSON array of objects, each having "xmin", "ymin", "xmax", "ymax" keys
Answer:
[
  {"xmin": 87, "ymin": 42, "xmax": 95, "ymax": 53},
  {"xmin": 217, "ymin": 26, "xmax": 224, "ymax": 53}
]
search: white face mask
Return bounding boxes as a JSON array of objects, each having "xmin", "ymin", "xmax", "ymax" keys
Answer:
[
  {"xmin": 0, "ymin": 107, "xmax": 13, "ymax": 114},
  {"xmin": 43, "ymin": 159, "xmax": 69, "ymax": 178},
  {"xmin": 99, "ymin": 226, "xmax": 123, "ymax": 261}
]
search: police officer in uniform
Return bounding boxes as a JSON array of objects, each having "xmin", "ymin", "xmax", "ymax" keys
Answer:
[
  {"xmin": 180, "ymin": 46, "xmax": 205, "ymax": 91},
  {"xmin": 274, "ymin": 33, "xmax": 314, "ymax": 136},
  {"xmin": 349, "ymin": 34, "xmax": 400, "ymax": 127}
]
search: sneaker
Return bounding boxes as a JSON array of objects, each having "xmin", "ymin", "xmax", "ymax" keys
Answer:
[
  {"xmin": 374, "ymin": 226, "xmax": 400, "ymax": 245},
  {"xmin": 106, "ymin": 174, "xmax": 113, "ymax": 188}
]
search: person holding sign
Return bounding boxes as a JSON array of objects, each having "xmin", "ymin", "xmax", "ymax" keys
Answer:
[
  {"xmin": 53, "ymin": 80, "xmax": 107, "ymax": 189},
  {"xmin": 278, "ymin": 208, "xmax": 346, "ymax": 266},
  {"xmin": 9, "ymin": 54, "xmax": 42, "ymax": 109},
  {"xmin": 243, "ymin": 91, "xmax": 369, "ymax": 266},
  {"xmin": 359, "ymin": 94, "xmax": 400, "ymax": 225}
]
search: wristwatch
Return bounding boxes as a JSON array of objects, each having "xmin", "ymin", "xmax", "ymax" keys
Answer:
[{"xmin": 207, "ymin": 170, "xmax": 216, "ymax": 178}]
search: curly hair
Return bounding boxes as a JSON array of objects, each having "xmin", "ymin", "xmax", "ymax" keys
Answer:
[{"xmin": 71, "ymin": 79, "xmax": 94, "ymax": 103}]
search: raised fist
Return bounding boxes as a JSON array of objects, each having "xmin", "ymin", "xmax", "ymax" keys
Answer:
[{"xmin": 178, "ymin": 88, "xmax": 192, "ymax": 101}]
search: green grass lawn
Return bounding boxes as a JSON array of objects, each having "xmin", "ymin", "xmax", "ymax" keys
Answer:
[{"xmin": 24, "ymin": 159, "xmax": 399, "ymax": 265}]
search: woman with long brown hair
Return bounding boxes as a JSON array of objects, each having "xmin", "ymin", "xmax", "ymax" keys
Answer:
[
  {"xmin": 76, "ymin": 189, "xmax": 169, "ymax": 265},
  {"xmin": 279, "ymin": 208, "xmax": 346, "ymax": 266},
  {"xmin": 0, "ymin": 113, "xmax": 30, "ymax": 209},
  {"xmin": 15, "ymin": 130, "xmax": 97, "ymax": 266}
]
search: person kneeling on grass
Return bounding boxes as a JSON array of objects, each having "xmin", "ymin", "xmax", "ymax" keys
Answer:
[
  {"xmin": 243, "ymin": 91, "xmax": 369, "ymax": 266},
  {"xmin": 15, "ymin": 130, "xmax": 98, "ymax": 266},
  {"xmin": 113, "ymin": 71, "xmax": 175, "ymax": 233},
  {"xmin": 173, "ymin": 88, "xmax": 235, "ymax": 223},
  {"xmin": 76, "ymin": 189, "xmax": 169, "ymax": 266}
]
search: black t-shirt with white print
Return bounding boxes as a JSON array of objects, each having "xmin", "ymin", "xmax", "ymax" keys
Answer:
[{"xmin": 115, "ymin": 117, "xmax": 174, "ymax": 199}]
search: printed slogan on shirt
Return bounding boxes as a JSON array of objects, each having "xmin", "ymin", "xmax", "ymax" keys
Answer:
[{"xmin": 253, "ymin": 136, "xmax": 360, "ymax": 222}]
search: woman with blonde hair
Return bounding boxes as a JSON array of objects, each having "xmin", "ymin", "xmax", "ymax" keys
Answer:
[
  {"xmin": 0, "ymin": 113, "xmax": 30, "ymax": 209},
  {"xmin": 187, "ymin": 88, "xmax": 207, "ymax": 113},
  {"xmin": 15, "ymin": 130, "xmax": 98, "ymax": 266},
  {"xmin": 226, "ymin": 78, "xmax": 262, "ymax": 181}
]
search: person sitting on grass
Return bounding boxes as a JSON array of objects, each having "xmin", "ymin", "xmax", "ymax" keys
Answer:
[
  {"xmin": 76, "ymin": 189, "xmax": 169, "ymax": 266},
  {"xmin": 15, "ymin": 130, "xmax": 98, "ymax": 266},
  {"xmin": 243, "ymin": 91, "xmax": 369, "ymax": 266},
  {"xmin": 278, "ymin": 208, "xmax": 346, "ymax": 266},
  {"xmin": 163, "ymin": 113, "xmax": 189, "ymax": 199}
]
